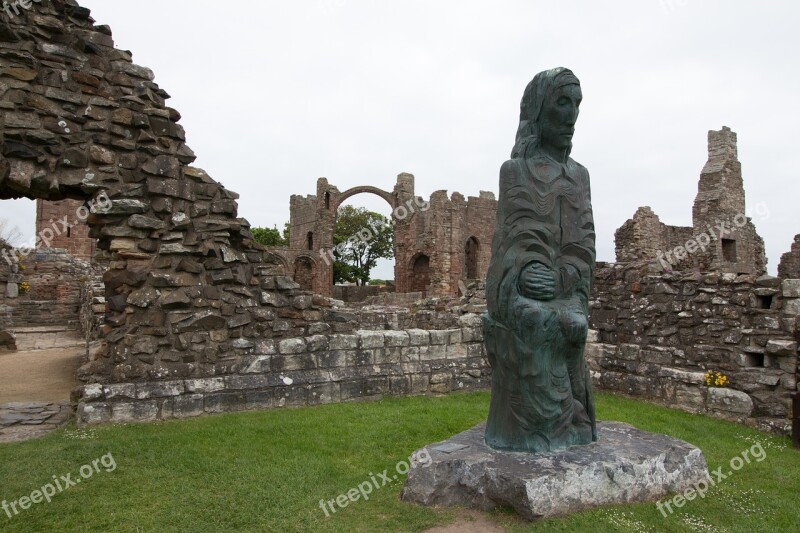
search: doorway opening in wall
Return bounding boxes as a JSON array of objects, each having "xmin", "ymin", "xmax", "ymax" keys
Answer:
[
  {"xmin": 410, "ymin": 253, "xmax": 431, "ymax": 296},
  {"xmin": 332, "ymin": 195, "xmax": 395, "ymax": 303},
  {"xmin": 0, "ymin": 198, "xmax": 91, "ymax": 406},
  {"xmin": 464, "ymin": 236, "xmax": 480, "ymax": 280},
  {"xmin": 722, "ymin": 238, "xmax": 738, "ymax": 262}
]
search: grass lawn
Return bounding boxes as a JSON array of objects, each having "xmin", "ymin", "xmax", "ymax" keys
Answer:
[{"xmin": 0, "ymin": 391, "xmax": 797, "ymax": 532}]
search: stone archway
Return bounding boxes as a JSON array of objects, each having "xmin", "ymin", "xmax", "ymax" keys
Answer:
[
  {"xmin": 464, "ymin": 237, "xmax": 480, "ymax": 280},
  {"xmin": 294, "ymin": 256, "xmax": 315, "ymax": 291},
  {"xmin": 0, "ymin": 1, "xmax": 318, "ymax": 390},
  {"xmin": 333, "ymin": 186, "xmax": 397, "ymax": 213},
  {"xmin": 410, "ymin": 254, "xmax": 431, "ymax": 296}
]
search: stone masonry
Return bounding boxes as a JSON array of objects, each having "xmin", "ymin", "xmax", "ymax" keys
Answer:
[
  {"xmin": 36, "ymin": 197, "xmax": 96, "ymax": 260},
  {"xmin": 1, "ymin": 2, "xmax": 796, "ymax": 432},
  {"xmin": 274, "ymin": 175, "xmax": 497, "ymax": 298},
  {"xmin": 0, "ymin": 1, "xmax": 493, "ymax": 425},
  {"xmin": 778, "ymin": 234, "xmax": 800, "ymax": 280},
  {"xmin": 616, "ymin": 127, "xmax": 766, "ymax": 275},
  {"xmin": 589, "ymin": 262, "xmax": 799, "ymax": 434}
]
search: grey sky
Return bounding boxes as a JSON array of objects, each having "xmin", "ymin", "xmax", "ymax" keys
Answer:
[{"xmin": 6, "ymin": 0, "xmax": 798, "ymax": 279}]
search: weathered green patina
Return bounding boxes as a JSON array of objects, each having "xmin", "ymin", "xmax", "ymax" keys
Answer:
[{"xmin": 484, "ymin": 68, "xmax": 597, "ymax": 453}]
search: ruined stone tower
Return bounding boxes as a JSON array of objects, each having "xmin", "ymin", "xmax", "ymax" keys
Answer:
[
  {"xmin": 690, "ymin": 127, "xmax": 766, "ymax": 274},
  {"xmin": 615, "ymin": 126, "xmax": 766, "ymax": 275},
  {"xmin": 275, "ymin": 174, "xmax": 497, "ymax": 297},
  {"xmin": 35, "ymin": 198, "xmax": 95, "ymax": 260}
]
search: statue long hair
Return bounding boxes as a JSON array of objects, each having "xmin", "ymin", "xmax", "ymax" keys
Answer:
[{"xmin": 511, "ymin": 67, "xmax": 580, "ymax": 160}]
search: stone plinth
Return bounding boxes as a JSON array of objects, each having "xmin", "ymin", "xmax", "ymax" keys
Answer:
[{"xmin": 401, "ymin": 421, "xmax": 708, "ymax": 520}]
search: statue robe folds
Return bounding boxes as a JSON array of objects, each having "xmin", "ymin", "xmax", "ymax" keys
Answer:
[{"xmin": 483, "ymin": 154, "xmax": 597, "ymax": 453}]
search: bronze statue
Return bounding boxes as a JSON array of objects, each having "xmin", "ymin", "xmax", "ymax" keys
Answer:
[{"xmin": 483, "ymin": 68, "xmax": 597, "ymax": 452}]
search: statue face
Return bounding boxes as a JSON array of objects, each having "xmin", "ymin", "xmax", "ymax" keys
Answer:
[{"xmin": 539, "ymin": 84, "xmax": 582, "ymax": 153}]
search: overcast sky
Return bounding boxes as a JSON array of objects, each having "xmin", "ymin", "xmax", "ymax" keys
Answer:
[{"xmin": 6, "ymin": 0, "xmax": 798, "ymax": 278}]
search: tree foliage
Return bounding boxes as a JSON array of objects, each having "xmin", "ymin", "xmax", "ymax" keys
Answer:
[
  {"xmin": 251, "ymin": 223, "xmax": 289, "ymax": 247},
  {"xmin": 333, "ymin": 206, "xmax": 393, "ymax": 286}
]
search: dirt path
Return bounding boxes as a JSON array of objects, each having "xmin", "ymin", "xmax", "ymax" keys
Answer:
[
  {"xmin": 423, "ymin": 510, "xmax": 505, "ymax": 533},
  {"xmin": 0, "ymin": 346, "xmax": 83, "ymax": 403}
]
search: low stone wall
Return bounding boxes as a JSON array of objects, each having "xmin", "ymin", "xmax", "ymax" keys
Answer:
[
  {"xmin": 589, "ymin": 261, "xmax": 799, "ymax": 433},
  {"xmin": 76, "ymin": 316, "xmax": 489, "ymax": 425},
  {"xmin": 331, "ymin": 285, "xmax": 382, "ymax": 303},
  {"xmin": 0, "ymin": 249, "xmax": 101, "ymax": 330}
]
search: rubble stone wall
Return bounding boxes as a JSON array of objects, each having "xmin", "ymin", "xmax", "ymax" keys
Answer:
[
  {"xmin": 778, "ymin": 234, "xmax": 800, "ymax": 280},
  {"xmin": 36, "ymin": 198, "xmax": 95, "ymax": 260},
  {"xmin": 0, "ymin": 247, "xmax": 97, "ymax": 329},
  {"xmin": 615, "ymin": 127, "xmax": 766, "ymax": 276},
  {"xmin": 77, "ymin": 317, "xmax": 490, "ymax": 425},
  {"xmin": 280, "ymin": 177, "xmax": 497, "ymax": 298},
  {"xmin": 0, "ymin": 1, "xmax": 328, "ymax": 388},
  {"xmin": 589, "ymin": 261, "xmax": 799, "ymax": 433}
]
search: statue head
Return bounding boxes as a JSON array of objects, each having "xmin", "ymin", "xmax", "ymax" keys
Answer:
[{"xmin": 511, "ymin": 68, "xmax": 582, "ymax": 161}]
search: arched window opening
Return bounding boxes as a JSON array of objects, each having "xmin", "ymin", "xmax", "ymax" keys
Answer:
[
  {"xmin": 411, "ymin": 254, "xmax": 430, "ymax": 296},
  {"xmin": 464, "ymin": 237, "xmax": 479, "ymax": 280}
]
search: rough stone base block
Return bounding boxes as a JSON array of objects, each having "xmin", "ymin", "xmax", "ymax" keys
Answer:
[{"xmin": 401, "ymin": 421, "xmax": 708, "ymax": 520}]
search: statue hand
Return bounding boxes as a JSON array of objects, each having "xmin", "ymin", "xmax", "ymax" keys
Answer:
[{"xmin": 518, "ymin": 263, "xmax": 556, "ymax": 301}]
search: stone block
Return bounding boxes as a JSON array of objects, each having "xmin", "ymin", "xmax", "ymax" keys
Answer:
[
  {"xmin": 401, "ymin": 346, "xmax": 420, "ymax": 362},
  {"xmin": 274, "ymin": 386, "xmax": 308, "ymax": 407},
  {"xmin": 411, "ymin": 374, "xmax": 430, "ymax": 394},
  {"xmin": 784, "ymin": 299, "xmax": 800, "ymax": 316},
  {"xmin": 205, "ymin": 392, "xmax": 246, "ymax": 413},
  {"xmin": 408, "ymin": 329, "xmax": 431, "ymax": 346},
  {"xmin": 358, "ymin": 330, "xmax": 385, "ymax": 349},
  {"xmin": 245, "ymin": 391, "xmax": 274, "ymax": 410},
  {"xmin": 173, "ymin": 394, "xmax": 205, "ymax": 418},
  {"xmin": 136, "ymin": 380, "xmax": 185, "ymax": 399},
  {"xmin": 782, "ymin": 279, "xmax": 800, "ymax": 298},
  {"xmin": 429, "ymin": 330, "xmax": 450, "ymax": 345},
  {"xmin": 419, "ymin": 344, "xmax": 447, "ymax": 361},
  {"xmin": 77, "ymin": 402, "xmax": 111, "ymax": 426},
  {"xmin": 385, "ymin": 331, "xmax": 410, "ymax": 347},
  {"xmin": 111, "ymin": 401, "xmax": 159, "ymax": 423},
  {"xmin": 272, "ymin": 354, "xmax": 316, "ymax": 372},
  {"xmin": 305, "ymin": 335, "xmax": 329, "ymax": 352},
  {"xmin": 185, "ymin": 378, "xmax": 226, "ymax": 394},
  {"xmin": 706, "ymin": 387, "xmax": 754, "ymax": 416},
  {"xmin": 401, "ymin": 422, "xmax": 708, "ymax": 521},
  {"xmin": 766, "ymin": 339, "xmax": 798, "ymax": 356},
  {"xmin": 309, "ymin": 383, "xmax": 340, "ymax": 405},
  {"xmin": 317, "ymin": 350, "xmax": 348, "ymax": 368},
  {"xmin": 226, "ymin": 375, "xmax": 270, "ymax": 390},
  {"xmin": 390, "ymin": 376, "xmax": 411, "ymax": 395},
  {"xmin": 103, "ymin": 384, "xmax": 136, "ymax": 400},
  {"xmin": 446, "ymin": 343, "xmax": 468, "ymax": 359},
  {"xmin": 278, "ymin": 338, "xmax": 307, "ymax": 354},
  {"xmin": 329, "ymin": 334, "xmax": 358, "ymax": 350}
]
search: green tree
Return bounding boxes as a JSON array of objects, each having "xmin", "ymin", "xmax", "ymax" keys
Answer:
[
  {"xmin": 333, "ymin": 206, "xmax": 393, "ymax": 286},
  {"xmin": 251, "ymin": 223, "xmax": 289, "ymax": 247}
]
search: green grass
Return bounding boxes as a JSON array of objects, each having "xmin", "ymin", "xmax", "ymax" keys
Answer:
[{"xmin": 0, "ymin": 392, "xmax": 797, "ymax": 532}]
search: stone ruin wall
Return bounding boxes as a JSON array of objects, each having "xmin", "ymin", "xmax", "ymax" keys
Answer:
[
  {"xmin": 0, "ymin": 1, "xmax": 494, "ymax": 426},
  {"xmin": 276, "ymin": 175, "xmax": 497, "ymax": 298},
  {"xmin": 1, "ymin": 1, "xmax": 796, "ymax": 431},
  {"xmin": 616, "ymin": 127, "xmax": 766, "ymax": 276},
  {"xmin": 779, "ymin": 234, "xmax": 800, "ymax": 280},
  {"xmin": 588, "ymin": 261, "xmax": 799, "ymax": 433}
]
